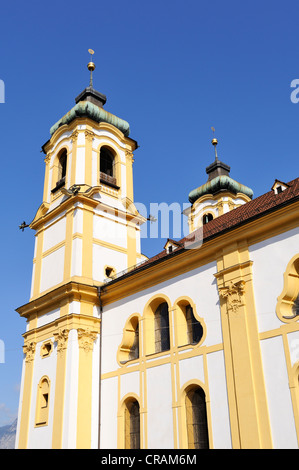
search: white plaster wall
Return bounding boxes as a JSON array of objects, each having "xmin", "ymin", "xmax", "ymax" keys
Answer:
[
  {"xmin": 179, "ymin": 355, "xmax": 205, "ymax": 387},
  {"xmin": 120, "ymin": 370, "xmax": 140, "ymax": 400},
  {"xmin": 100, "ymin": 261, "xmax": 223, "ymax": 448},
  {"xmin": 206, "ymin": 350, "xmax": 232, "ymax": 448},
  {"xmin": 27, "ymin": 339, "xmax": 57, "ymax": 449},
  {"xmin": 40, "ymin": 246, "xmax": 65, "ymax": 293},
  {"xmin": 100, "ymin": 376, "xmax": 118, "ymax": 449},
  {"xmin": 93, "ymin": 131, "xmax": 127, "ymax": 153},
  {"xmin": 43, "ymin": 217, "xmax": 66, "ymax": 253},
  {"xmin": 260, "ymin": 336, "xmax": 298, "ymax": 448},
  {"xmin": 71, "ymin": 238, "xmax": 82, "ymax": 277},
  {"xmin": 73, "ymin": 205, "xmax": 83, "ymax": 234},
  {"xmin": 37, "ymin": 307, "xmax": 60, "ymax": 328},
  {"xmin": 147, "ymin": 363, "xmax": 174, "ymax": 448},
  {"xmin": 75, "ymin": 147, "xmax": 85, "ymax": 185},
  {"xmin": 69, "ymin": 300, "xmax": 80, "ymax": 315},
  {"xmin": 101, "ymin": 261, "xmax": 220, "ymax": 375},
  {"xmin": 94, "ymin": 194, "xmax": 126, "ymax": 212},
  {"xmin": 93, "ymin": 213, "xmax": 127, "ymax": 248},
  {"xmin": 92, "ymin": 244, "xmax": 127, "ymax": 282},
  {"xmin": 249, "ymin": 227, "xmax": 299, "ymax": 332}
]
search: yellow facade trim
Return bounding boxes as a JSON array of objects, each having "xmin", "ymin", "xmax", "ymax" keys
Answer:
[
  {"xmin": 52, "ymin": 329, "xmax": 69, "ymax": 448},
  {"xmin": 76, "ymin": 327, "xmax": 98, "ymax": 448},
  {"xmin": 32, "ymin": 230, "xmax": 44, "ymax": 299},
  {"xmin": 215, "ymin": 242, "xmax": 272, "ymax": 449},
  {"xmin": 101, "ymin": 201, "xmax": 299, "ymax": 307},
  {"xmin": 17, "ymin": 281, "xmax": 99, "ymax": 324},
  {"xmin": 276, "ymin": 254, "xmax": 299, "ymax": 323},
  {"xmin": 104, "ymin": 293, "xmax": 224, "ymax": 449},
  {"xmin": 17, "ymin": 352, "xmax": 35, "ymax": 448},
  {"xmin": 35, "ymin": 376, "xmax": 51, "ymax": 427}
]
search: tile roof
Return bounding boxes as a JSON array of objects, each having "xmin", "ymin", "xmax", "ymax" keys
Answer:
[{"xmin": 107, "ymin": 177, "xmax": 299, "ymax": 282}]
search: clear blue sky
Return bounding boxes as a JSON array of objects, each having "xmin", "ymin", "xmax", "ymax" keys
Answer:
[{"xmin": 0, "ymin": 0, "xmax": 298, "ymax": 427}]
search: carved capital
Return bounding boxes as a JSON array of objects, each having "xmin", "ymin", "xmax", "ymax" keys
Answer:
[
  {"xmin": 85, "ymin": 130, "xmax": 95, "ymax": 142},
  {"xmin": 125, "ymin": 150, "xmax": 134, "ymax": 163},
  {"xmin": 23, "ymin": 341, "xmax": 36, "ymax": 363},
  {"xmin": 71, "ymin": 130, "xmax": 79, "ymax": 143},
  {"xmin": 219, "ymin": 280, "xmax": 246, "ymax": 313},
  {"xmin": 77, "ymin": 328, "xmax": 98, "ymax": 353},
  {"xmin": 54, "ymin": 329, "xmax": 69, "ymax": 355}
]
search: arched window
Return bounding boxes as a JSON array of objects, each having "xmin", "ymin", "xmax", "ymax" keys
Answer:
[
  {"xmin": 100, "ymin": 146, "xmax": 117, "ymax": 186},
  {"xmin": 35, "ymin": 376, "xmax": 50, "ymax": 426},
  {"xmin": 175, "ymin": 300, "xmax": 204, "ymax": 347},
  {"xmin": 186, "ymin": 386, "xmax": 209, "ymax": 449},
  {"xmin": 154, "ymin": 302, "xmax": 170, "ymax": 353},
  {"xmin": 129, "ymin": 322, "xmax": 139, "ymax": 361},
  {"xmin": 276, "ymin": 255, "xmax": 299, "ymax": 321},
  {"xmin": 186, "ymin": 305, "xmax": 203, "ymax": 345},
  {"xmin": 118, "ymin": 315, "xmax": 140, "ymax": 364},
  {"xmin": 124, "ymin": 399, "xmax": 140, "ymax": 449},
  {"xmin": 52, "ymin": 149, "xmax": 67, "ymax": 193},
  {"xmin": 202, "ymin": 213, "xmax": 213, "ymax": 225},
  {"xmin": 58, "ymin": 150, "xmax": 67, "ymax": 181}
]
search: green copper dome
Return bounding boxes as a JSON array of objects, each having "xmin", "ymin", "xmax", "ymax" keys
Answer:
[
  {"xmin": 188, "ymin": 175, "xmax": 253, "ymax": 204},
  {"xmin": 50, "ymin": 100, "xmax": 130, "ymax": 137}
]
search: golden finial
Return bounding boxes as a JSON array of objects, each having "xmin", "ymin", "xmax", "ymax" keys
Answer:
[
  {"xmin": 87, "ymin": 49, "xmax": 95, "ymax": 87},
  {"xmin": 211, "ymin": 126, "xmax": 218, "ymax": 161}
]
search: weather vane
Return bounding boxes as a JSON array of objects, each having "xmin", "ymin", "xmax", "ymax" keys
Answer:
[
  {"xmin": 87, "ymin": 49, "xmax": 95, "ymax": 88},
  {"xmin": 211, "ymin": 126, "xmax": 219, "ymax": 161}
]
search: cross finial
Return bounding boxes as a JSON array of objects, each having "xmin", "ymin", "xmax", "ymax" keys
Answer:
[
  {"xmin": 87, "ymin": 49, "xmax": 95, "ymax": 88},
  {"xmin": 211, "ymin": 126, "xmax": 219, "ymax": 161}
]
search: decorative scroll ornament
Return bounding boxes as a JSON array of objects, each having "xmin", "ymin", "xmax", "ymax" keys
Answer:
[
  {"xmin": 219, "ymin": 280, "xmax": 246, "ymax": 313},
  {"xmin": 23, "ymin": 341, "xmax": 36, "ymax": 363},
  {"xmin": 77, "ymin": 328, "xmax": 98, "ymax": 353},
  {"xmin": 54, "ymin": 329, "xmax": 69, "ymax": 355}
]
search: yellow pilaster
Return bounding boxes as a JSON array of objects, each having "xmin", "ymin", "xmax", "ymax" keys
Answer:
[
  {"xmin": 127, "ymin": 223, "xmax": 136, "ymax": 268},
  {"xmin": 125, "ymin": 150, "xmax": 134, "ymax": 201},
  {"xmin": 63, "ymin": 209, "xmax": 74, "ymax": 281},
  {"xmin": 82, "ymin": 206, "xmax": 93, "ymax": 279},
  {"xmin": 84, "ymin": 129, "xmax": 94, "ymax": 187},
  {"xmin": 52, "ymin": 329, "xmax": 69, "ymax": 448},
  {"xmin": 215, "ymin": 243, "xmax": 272, "ymax": 449},
  {"xmin": 76, "ymin": 328, "xmax": 98, "ymax": 448},
  {"xmin": 32, "ymin": 230, "xmax": 44, "ymax": 299},
  {"xmin": 70, "ymin": 130, "xmax": 78, "ymax": 187},
  {"xmin": 43, "ymin": 154, "xmax": 51, "ymax": 202},
  {"xmin": 17, "ymin": 342, "xmax": 36, "ymax": 448}
]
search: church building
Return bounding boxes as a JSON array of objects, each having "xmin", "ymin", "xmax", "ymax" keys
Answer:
[{"xmin": 15, "ymin": 53, "xmax": 299, "ymax": 449}]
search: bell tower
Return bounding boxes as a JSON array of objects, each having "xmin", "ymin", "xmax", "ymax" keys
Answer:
[
  {"xmin": 15, "ymin": 51, "xmax": 146, "ymax": 449},
  {"xmin": 184, "ymin": 130, "xmax": 254, "ymax": 233}
]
